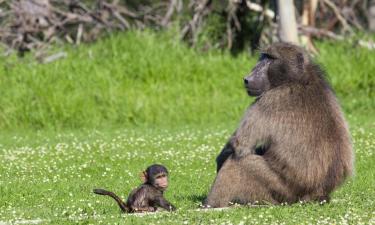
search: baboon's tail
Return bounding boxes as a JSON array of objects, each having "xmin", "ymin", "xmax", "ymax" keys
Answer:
[{"xmin": 93, "ymin": 188, "xmax": 129, "ymax": 213}]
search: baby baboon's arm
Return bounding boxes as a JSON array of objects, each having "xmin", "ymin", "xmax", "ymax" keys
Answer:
[{"xmin": 154, "ymin": 195, "xmax": 176, "ymax": 211}]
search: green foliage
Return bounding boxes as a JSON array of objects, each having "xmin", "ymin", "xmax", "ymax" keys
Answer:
[
  {"xmin": 316, "ymin": 41, "xmax": 375, "ymax": 115},
  {"xmin": 195, "ymin": 13, "xmax": 227, "ymax": 50},
  {"xmin": 0, "ymin": 31, "xmax": 373, "ymax": 131}
]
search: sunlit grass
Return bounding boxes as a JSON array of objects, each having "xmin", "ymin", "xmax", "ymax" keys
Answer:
[
  {"xmin": 0, "ymin": 125, "xmax": 374, "ymax": 224},
  {"xmin": 0, "ymin": 31, "xmax": 373, "ymax": 130}
]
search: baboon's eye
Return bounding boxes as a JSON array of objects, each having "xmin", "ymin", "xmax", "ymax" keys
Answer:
[
  {"xmin": 156, "ymin": 174, "xmax": 166, "ymax": 179},
  {"xmin": 259, "ymin": 53, "xmax": 274, "ymax": 61}
]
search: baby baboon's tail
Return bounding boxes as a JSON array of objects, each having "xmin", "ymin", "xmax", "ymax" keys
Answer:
[{"xmin": 93, "ymin": 188, "xmax": 129, "ymax": 213}]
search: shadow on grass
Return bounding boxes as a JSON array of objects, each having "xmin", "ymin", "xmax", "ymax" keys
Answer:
[{"xmin": 176, "ymin": 194, "xmax": 206, "ymax": 203}]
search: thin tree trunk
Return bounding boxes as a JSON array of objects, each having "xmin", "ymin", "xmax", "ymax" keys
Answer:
[
  {"xmin": 369, "ymin": 0, "xmax": 375, "ymax": 31},
  {"xmin": 277, "ymin": 0, "xmax": 299, "ymax": 44},
  {"xmin": 301, "ymin": 0, "xmax": 318, "ymax": 53}
]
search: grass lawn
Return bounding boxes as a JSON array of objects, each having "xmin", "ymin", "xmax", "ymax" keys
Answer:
[
  {"xmin": 0, "ymin": 31, "xmax": 374, "ymax": 224},
  {"xmin": 0, "ymin": 123, "xmax": 374, "ymax": 224}
]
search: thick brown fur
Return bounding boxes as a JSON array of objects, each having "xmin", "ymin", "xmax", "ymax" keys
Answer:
[{"xmin": 204, "ymin": 43, "xmax": 354, "ymax": 207}]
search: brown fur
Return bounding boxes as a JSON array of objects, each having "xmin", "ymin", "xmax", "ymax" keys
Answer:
[{"xmin": 204, "ymin": 43, "xmax": 353, "ymax": 207}]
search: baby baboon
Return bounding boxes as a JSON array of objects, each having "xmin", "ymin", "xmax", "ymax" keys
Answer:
[
  {"xmin": 204, "ymin": 43, "xmax": 354, "ymax": 207},
  {"xmin": 94, "ymin": 164, "xmax": 176, "ymax": 213}
]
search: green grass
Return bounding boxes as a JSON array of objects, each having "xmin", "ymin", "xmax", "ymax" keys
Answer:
[
  {"xmin": 0, "ymin": 31, "xmax": 374, "ymax": 130},
  {"xmin": 0, "ymin": 125, "xmax": 374, "ymax": 224},
  {"xmin": 0, "ymin": 31, "xmax": 250, "ymax": 130},
  {"xmin": 0, "ymin": 31, "xmax": 374, "ymax": 224}
]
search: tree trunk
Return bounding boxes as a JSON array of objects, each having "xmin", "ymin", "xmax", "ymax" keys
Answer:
[
  {"xmin": 369, "ymin": 0, "xmax": 375, "ymax": 31},
  {"xmin": 301, "ymin": 0, "xmax": 318, "ymax": 53},
  {"xmin": 277, "ymin": 0, "xmax": 299, "ymax": 44}
]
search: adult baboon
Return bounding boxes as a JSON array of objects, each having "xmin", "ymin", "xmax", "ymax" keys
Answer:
[{"xmin": 204, "ymin": 43, "xmax": 354, "ymax": 207}]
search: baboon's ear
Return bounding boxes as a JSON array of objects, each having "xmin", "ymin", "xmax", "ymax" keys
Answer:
[{"xmin": 140, "ymin": 171, "xmax": 148, "ymax": 183}]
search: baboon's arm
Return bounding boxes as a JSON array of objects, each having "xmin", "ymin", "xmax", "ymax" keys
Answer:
[
  {"xmin": 216, "ymin": 141, "xmax": 235, "ymax": 172},
  {"xmin": 216, "ymin": 106, "xmax": 272, "ymax": 171},
  {"xmin": 231, "ymin": 106, "xmax": 273, "ymax": 158},
  {"xmin": 154, "ymin": 196, "xmax": 176, "ymax": 211}
]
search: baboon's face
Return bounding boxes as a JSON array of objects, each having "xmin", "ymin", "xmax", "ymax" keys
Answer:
[
  {"xmin": 244, "ymin": 53, "xmax": 272, "ymax": 96},
  {"xmin": 244, "ymin": 43, "xmax": 309, "ymax": 97},
  {"xmin": 153, "ymin": 173, "xmax": 168, "ymax": 190},
  {"xmin": 146, "ymin": 165, "xmax": 169, "ymax": 191}
]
